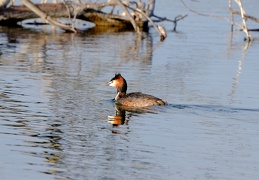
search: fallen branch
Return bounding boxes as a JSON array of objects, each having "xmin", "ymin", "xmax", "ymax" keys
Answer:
[
  {"xmin": 0, "ymin": 1, "xmax": 187, "ymax": 41},
  {"xmin": 22, "ymin": 0, "xmax": 78, "ymax": 33},
  {"xmin": 132, "ymin": 6, "xmax": 167, "ymax": 40},
  {"xmin": 115, "ymin": 0, "xmax": 140, "ymax": 33},
  {"xmin": 234, "ymin": 0, "xmax": 252, "ymax": 41},
  {"xmin": 179, "ymin": 0, "xmax": 238, "ymax": 26},
  {"xmin": 179, "ymin": 0, "xmax": 258, "ymax": 41},
  {"xmin": 229, "ymin": 4, "xmax": 259, "ymax": 23},
  {"xmin": 152, "ymin": 14, "xmax": 188, "ymax": 31},
  {"xmin": 0, "ymin": 3, "xmax": 143, "ymax": 28}
]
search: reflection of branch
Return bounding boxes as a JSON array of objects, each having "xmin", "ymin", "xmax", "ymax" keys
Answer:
[
  {"xmin": 228, "ymin": 0, "xmax": 235, "ymax": 31},
  {"xmin": 226, "ymin": 31, "xmax": 234, "ymax": 58},
  {"xmin": 229, "ymin": 41, "xmax": 251, "ymax": 102},
  {"xmin": 121, "ymin": 33, "xmax": 153, "ymax": 63}
]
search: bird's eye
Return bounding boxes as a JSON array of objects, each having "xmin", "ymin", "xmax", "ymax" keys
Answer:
[{"xmin": 108, "ymin": 80, "xmax": 113, "ymax": 85}]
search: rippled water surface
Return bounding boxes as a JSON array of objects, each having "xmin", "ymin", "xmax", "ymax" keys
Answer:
[{"xmin": 1, "ymin": 0, "xmax": 259, "ymax": 179}]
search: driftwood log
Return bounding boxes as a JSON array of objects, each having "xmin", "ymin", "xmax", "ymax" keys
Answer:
[
  {"xmin": 0, "ymin": 3, "xmax": 147, "ymax": 29},
  {"xmin": 0, "ymin": 0, "xmax": 187, "ymax": 40}
]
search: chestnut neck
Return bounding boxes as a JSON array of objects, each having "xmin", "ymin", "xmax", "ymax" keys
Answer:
[
  {"xmin": 117, "ymin": 77, "xmax": 127, "ymax": 94},
  {"xmin": 115, "ymin": 77, "xmax": 127, "ymax": 101}
]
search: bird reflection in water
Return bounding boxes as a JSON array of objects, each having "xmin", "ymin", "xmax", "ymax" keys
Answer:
[
  {"xmin": 108, "ymin": 105, "xmax": 127, "ymax": 127},
  {"xmin": 108, "ymin": 104, "xmax": 157, "ymax": 134}
]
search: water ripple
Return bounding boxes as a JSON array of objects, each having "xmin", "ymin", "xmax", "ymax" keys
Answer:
[{"xmin": 169, "ymin": 103, "xmax": 259, "ymax": 114}]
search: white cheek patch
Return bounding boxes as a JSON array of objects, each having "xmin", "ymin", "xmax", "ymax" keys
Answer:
[{"xmin": 108, "ymin": 81, "xmax": 116, "ymax": 87}]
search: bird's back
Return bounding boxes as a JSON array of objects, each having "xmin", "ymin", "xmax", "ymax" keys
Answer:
[{"xmin": 116, "ymin": 92, "xmax": 167, "ymax": 107}]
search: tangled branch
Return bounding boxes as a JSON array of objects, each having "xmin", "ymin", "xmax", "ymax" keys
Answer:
[{"xmin": 179, "ymin": 0, "xmax": 258, "ymax": 42}]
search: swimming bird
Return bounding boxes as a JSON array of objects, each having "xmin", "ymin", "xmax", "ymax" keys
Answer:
[{"xmin": 106, "ymin": 73, "xmax": 167, "ymax": 107}]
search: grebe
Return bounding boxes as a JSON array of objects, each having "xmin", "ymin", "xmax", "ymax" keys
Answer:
[{"xmin": 106, "ymin": 73, "xmax": 167, "ymax": 107}]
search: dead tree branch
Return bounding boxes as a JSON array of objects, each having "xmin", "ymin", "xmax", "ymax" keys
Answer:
[
  {"xmin": 124, "ymin": 4, "xmax": 166, "ymax": 40},
  {"xmin": 229, "ymin": 3, "xmax": 259, "ymax": 23},
  {"xmin": 152, "ymin": 14, "xmax": 188, "ymax": 31},
  {"xmin": 234, "ymin": 0, "xmax": 252, "ymax": 41},
  {"xmin": 115, "ymin": 0, "xmax": 140, "ymax": 33},
  {"xmin": 180, "ymin": 0, "xmax": 258, "ymax": 41},
  {"xmin": 22, "ymin": 0, "xmax": 78, "ymax": 33},
  {"xmin": 0, "ymin": 1, "xmax": 187, "ymax": 40},
  {"xmin": 0, "ymin": 3, "xmax": 140, "ymax": 28},
  {"xmin": 179, "ymin": 0, "xmax": 238, "ymax": 25}
]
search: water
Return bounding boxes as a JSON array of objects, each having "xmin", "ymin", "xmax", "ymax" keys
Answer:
[{"xmin": 1, "ymin": 0, "xmax": 259, "ymax": 179}]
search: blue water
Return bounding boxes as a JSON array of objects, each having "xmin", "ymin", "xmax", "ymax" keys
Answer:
[{"xmin": 1, "ymin": 0, "xmax": 259, "ymax": 179}]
